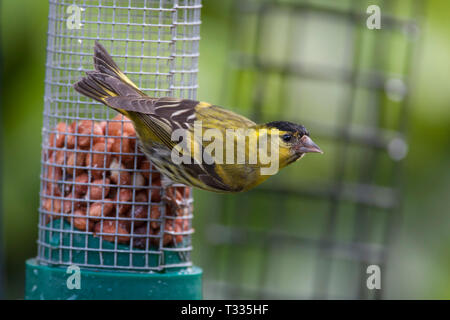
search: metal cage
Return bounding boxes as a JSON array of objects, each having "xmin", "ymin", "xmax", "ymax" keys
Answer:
[{"xmin": 37, "ymin": 0, "xmax": 201, "ymax": 271}]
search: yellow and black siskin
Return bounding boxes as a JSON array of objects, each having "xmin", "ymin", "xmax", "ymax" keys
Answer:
[{"xmin": 74, "ymin": 42, "xmax": 322, "ymax": 193}]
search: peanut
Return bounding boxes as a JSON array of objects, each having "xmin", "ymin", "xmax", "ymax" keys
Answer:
[
  {"xmin": 111, "ymin": 134, "xmax": 135, "ymax": 166},
  {"xmin": 92, "ymin": 123, "xmax": 105, "ymax": 145},
  {"xmin": 116, "ymin": 188, "xmax": 132, "ymax": 215},
  {"xmin": 140, "ymin": 159, "xmax": 151, "ymax": 180},
  {"xmin": 62, "ymin": 191, "xmax": 80, "ymax": 213},
  {"xmin": 73, "ymin": 208, "xmax": 94, "ymax": 231},
  {"xmin": 140, "ymin": 159, "xmax": 161, "ymax": 182},
  {"xmin": 54, "ymin": 149, "xmax": 66, "ymax": 165},
  {"xmin": 99, "ymin": 121, "xmax": 107, "ymax": 135},
  {"xmin": 132, "ymin": 172, "xmax": 145, "ymax": 188},
  {"xmin": 126, "ymin": 191, "xmax": 149, "ymax": 226},
  {"xmin": 88, "ymin": 201, "xmax": 114, "ymax": 221},
  {"xmin": 88, "ymin": 178, "xmax": 111, "ymax": 200},
  {"xmin": 94, "ymin": 220, "xmax": 130, "ymax": 244},
  {"xmin": 42, "ymin": 197, "xmax": 62, "ymax": 213},
  {"xmin": 163, "ymin": 222, "xmax": 175, "ymax": 246},
  {"xmin": 132, "ymin": 224, "xmax": 150, "ymax": 249},
  {"xmin": 150, "ymin": 205, "xmax": 161, "ymax": 229},
  {"xmin": 74, "ymin": 120, "xmax": 104, "ymax": 148},
  {"xmin": 151, "ymin": 188, "xmax": 162, "ymax": 203},
  {"xmin": 75, "ymin": 120, "xmax": 93, "ymax": 148},
  {"xmin": 74, "ymin": 173, "xmax": 89, "ymax": 197},
  {"xmin": 152, "ymin": 175, "xmax": 161, "ymax": 187},
  {"xmin": 44, "ymin": 161, "xmax": 62, "ymax": 196},
  {"xmin": 107, "ymin": 115, "xmax": 135, "ymax": 137},
  {"xmin": 86, "ymin": 142, "xmax": 111, "ymax": 179},
  {"xmin": 109, "ymin": 158, "xmax": 131, "ymax": 185},
  {"xmin": 165, "ymin": 187, "xmax": 183, "ymax": 215},
  {"xmin": 176, "ymin": 186, "xmax": 191, "ymax": 198},
  {"xmin": 63, "ymin": 182, "xmax": 72, "ymax": 196},
  {"xmin": 129, "ymin": 204, "xmax": 149, "ymax": 228},
  {"xmin": 135, "ymin": 190, "xmax": 148, "ymax": 203},
  {"xmin": 67, "ymin": 122, "xmax": 77, "ymax": 149},
  {"xmin": 66, "ymin": 151, "xmax": 86, "ymax": 176},
  {"xmin": 174, "ymin": 219, "xmax": 184, "ymax": 243},
  {"xmin": 49, "ymin": 122, "xmax": 72, "ymax": 149},
  {"xmin": 106, "ymin": 138, "xmax": 114, "ymax": 152}
]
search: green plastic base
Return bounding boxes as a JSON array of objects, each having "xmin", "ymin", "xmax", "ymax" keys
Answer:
[
  {"xmin": 40, "ymin": 219, "xmax": 188, "ymax": 270},
  {"xmin": 25, "ymin": 259, "xmax": 202, "ymax": 300}
]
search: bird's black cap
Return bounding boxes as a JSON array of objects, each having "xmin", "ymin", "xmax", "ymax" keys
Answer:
[{"xmin": 266, "ymin": 121, "xmax": 309, "ymax": 136}]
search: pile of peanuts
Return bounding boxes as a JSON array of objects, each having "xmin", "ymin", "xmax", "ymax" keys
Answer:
[{"xmin": 41, "ymin": 114, "xmax": 191, "ymax": 248}]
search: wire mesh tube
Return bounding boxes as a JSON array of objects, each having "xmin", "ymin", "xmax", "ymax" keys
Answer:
[{"xmin": 37, "ymin": 0, "xmax": 201, "ymax": 271}]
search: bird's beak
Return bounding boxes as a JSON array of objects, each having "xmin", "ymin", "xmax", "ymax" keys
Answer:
[{"xmin": 297, "ymin": 135, "xmax": 323, "ymax": 154}]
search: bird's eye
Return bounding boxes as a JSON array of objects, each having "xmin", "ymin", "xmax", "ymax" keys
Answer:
[{"xmin": 282, "ymin": 134, "xmax": 292, "ymax": 142}]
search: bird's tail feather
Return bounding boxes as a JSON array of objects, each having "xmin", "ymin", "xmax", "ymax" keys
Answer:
[
  {"xmin": 92, "ymin": 41, "xmax": 144, "ymax": 94},
  {"xmin": 73, "ymin": 41, "xmax": 145, "ymax": 107}
]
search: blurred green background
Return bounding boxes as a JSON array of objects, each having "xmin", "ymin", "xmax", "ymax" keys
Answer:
[{"xmin": 1, "ymin": 0, "xmax": 449, "ymax": 299}]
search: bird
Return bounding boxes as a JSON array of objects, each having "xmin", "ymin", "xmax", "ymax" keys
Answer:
[{"xmin": 74, "ymin": 41, "xmax": 323, "ymax": 193}]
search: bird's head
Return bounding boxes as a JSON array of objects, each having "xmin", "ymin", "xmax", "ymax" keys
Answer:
[{"xmin": 265, "ymin": 121, "xmax": 323, "ymax": 167}]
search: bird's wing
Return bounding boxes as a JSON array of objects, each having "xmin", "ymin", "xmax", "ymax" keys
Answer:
[
  {"xmin": 104, "ymin": 96, "xmax": 196, "ymax": 147},
  {"xmin": 104, "ymin": 96, "xmax": 256, "ymax": 146},
  {"xmin": 106, "ymin": 96, "xmax": 255, "ymax": 127},
  {"xmin": 194, "ymin": 104, "xmax": 256, "ymax": 130}
]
